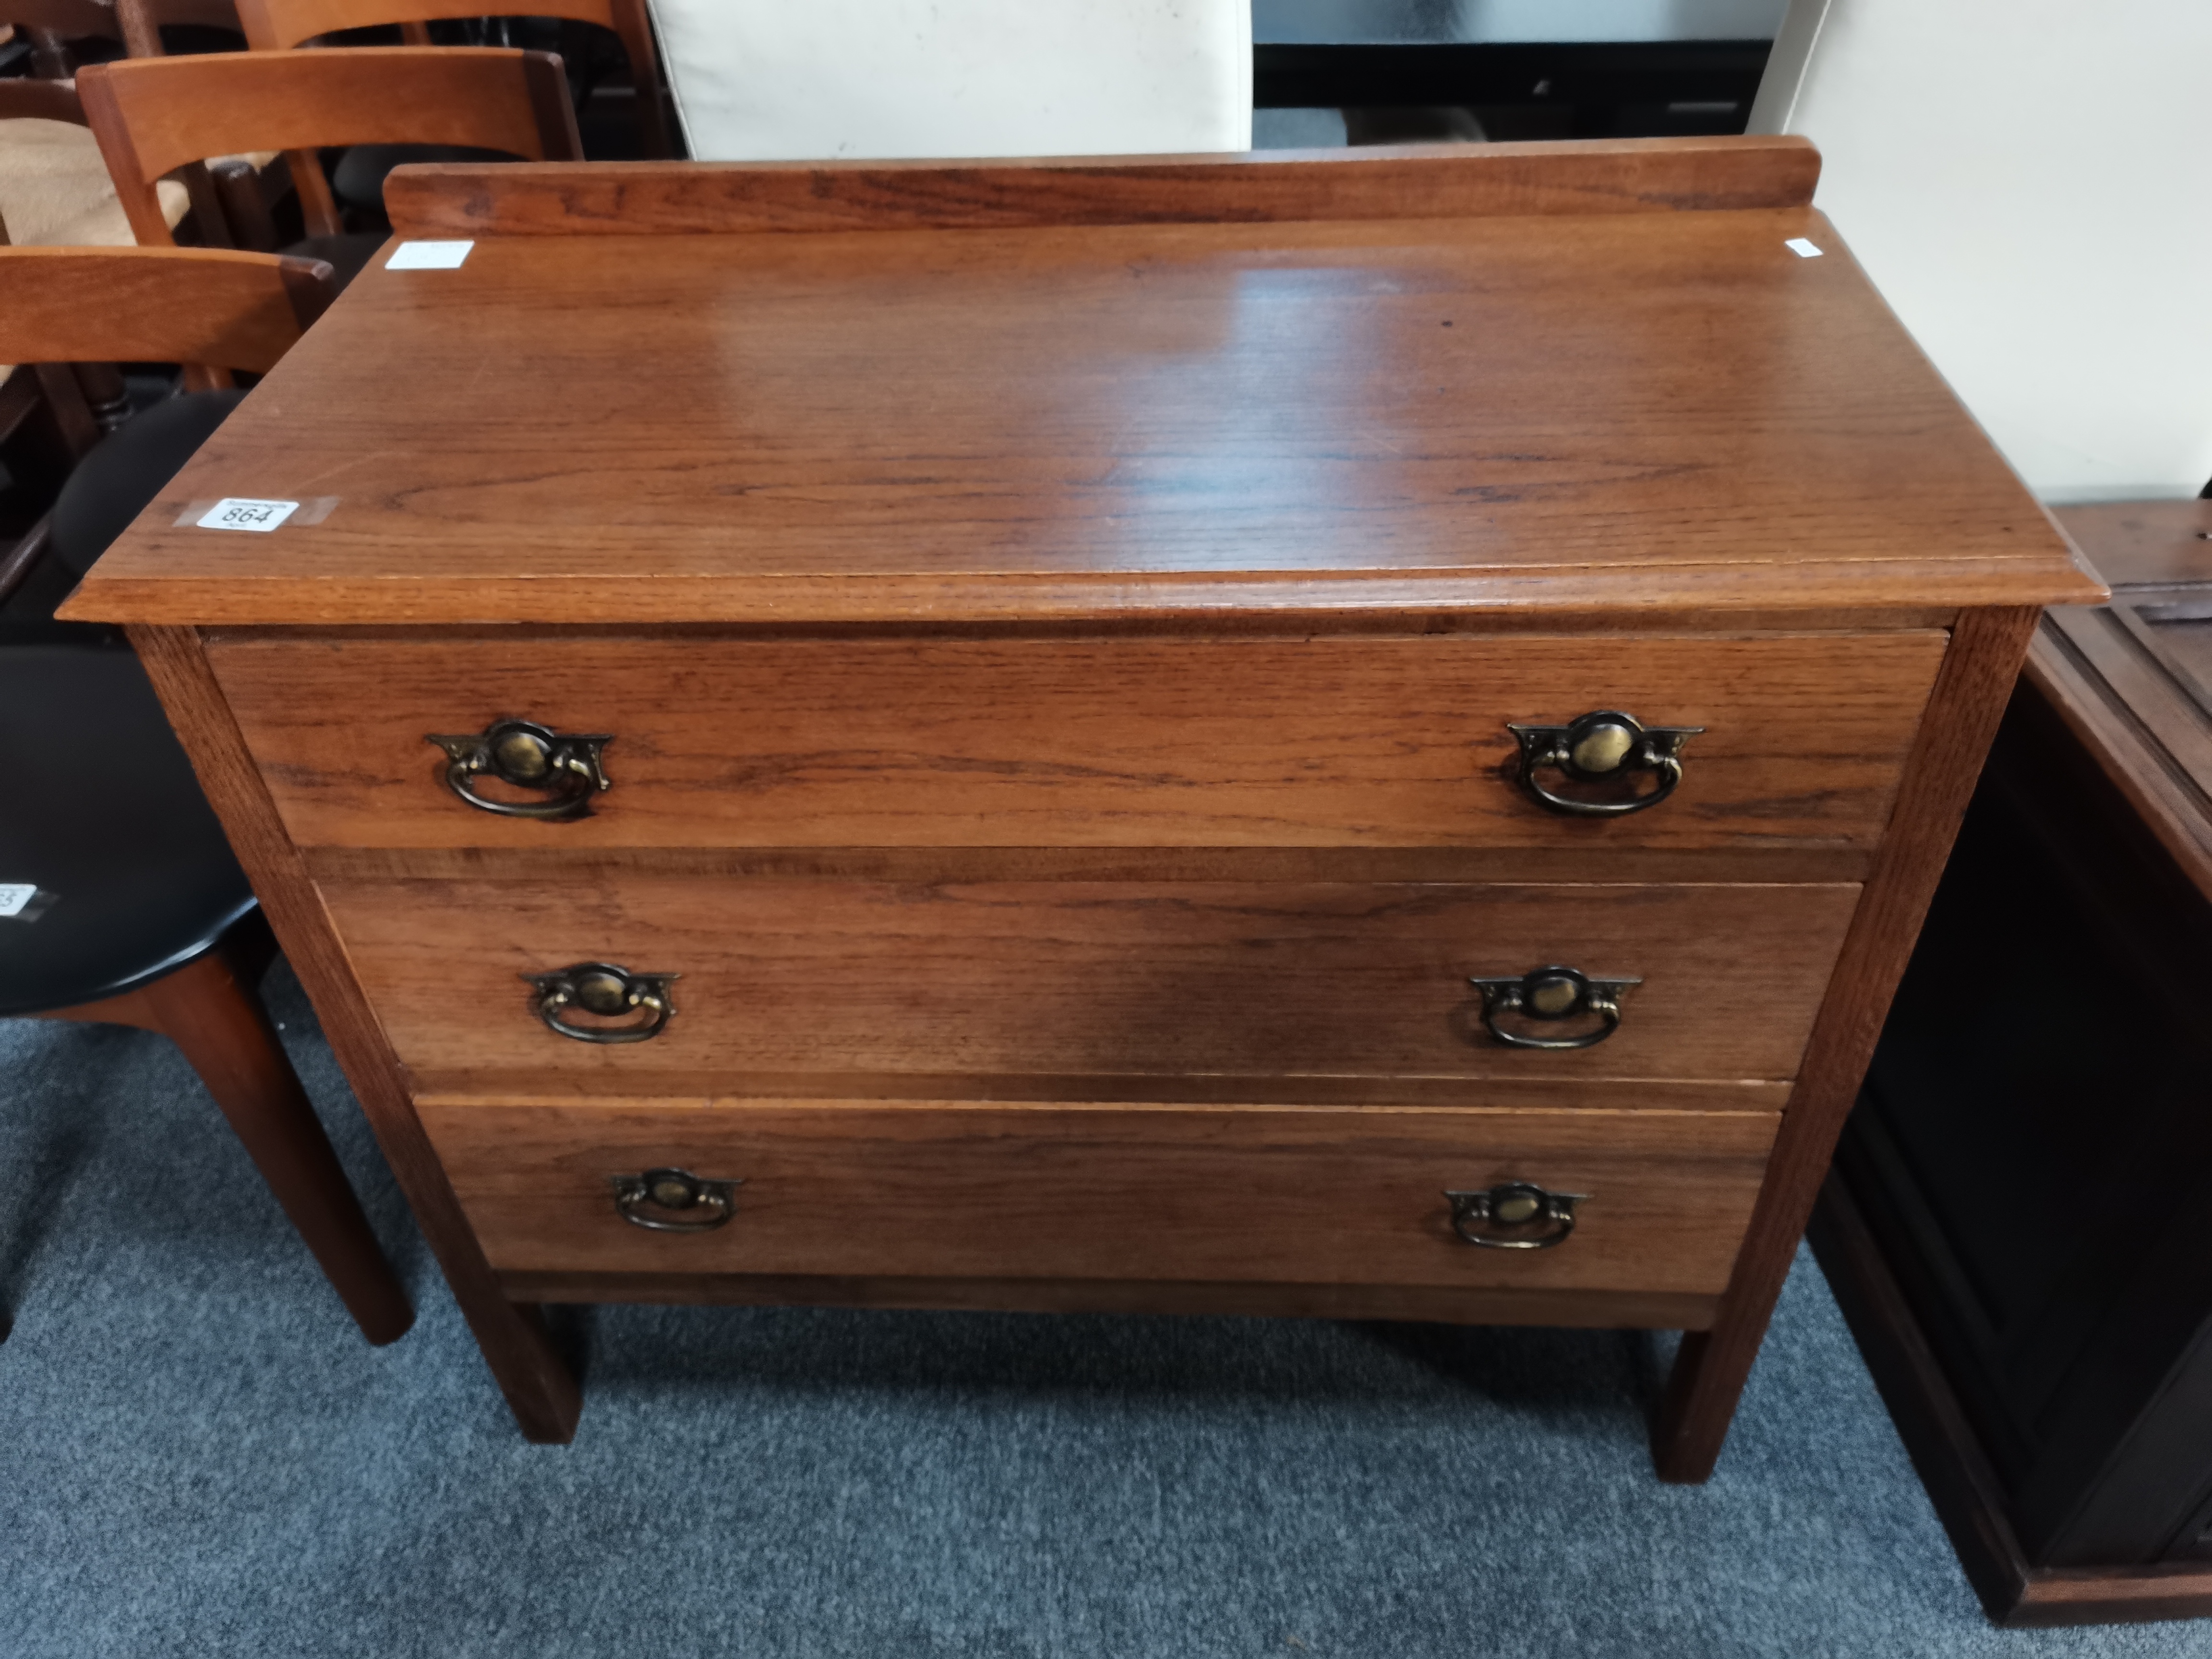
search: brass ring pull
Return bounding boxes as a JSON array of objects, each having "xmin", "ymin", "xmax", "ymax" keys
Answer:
[
  {"xmin": 1444, "ymin": 1181, "xmax": 1585, "ymax": 1250},
  {"xmin": 611, "ymin": 1167, "xmax": 742, "ymax": 1233},
  {"xmin": 426, "ymin": 719, "xmax": 612, "ymax": 820},
  {"xmin": 525, "ymin": 962, "xmax": 679, "ymax": 1044},
  {"xmin": 1468, "ymin": 965, "xmax": 1639, "ymax": 1050},
  {"xmin": 1508, "ymin": 710, "xmax": 1701, "ymax": 817}
]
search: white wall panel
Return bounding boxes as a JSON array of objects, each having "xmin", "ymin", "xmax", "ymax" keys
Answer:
[{"xmin": 1759, "ymin": 0, "xmax": 2212, "ymax": 499}]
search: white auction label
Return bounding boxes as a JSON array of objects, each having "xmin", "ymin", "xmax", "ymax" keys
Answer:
[
  {"xmin": 0, "ymin": 884, "xmax": 37, "ymax": 918},
  {"xmin": 386, "ymin": 240, "xmax": 474, "ymax": 270},
  {"xmin": 1785, "ymin": 237, "xmax": 1824, "ymax": 258},
  {"xmin": 196, "ymin": 498, "xmax": 300, "ymax": 532}
]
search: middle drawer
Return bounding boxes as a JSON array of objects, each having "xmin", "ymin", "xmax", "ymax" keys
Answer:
[{"xmin": 322, "ymin": 877, "xmax": 1859, "ymax": 1084}]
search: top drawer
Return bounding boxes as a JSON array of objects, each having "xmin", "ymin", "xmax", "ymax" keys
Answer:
[{"xmin": 208, "ymin": 632, "xmax": 1944, "ymax": 852}]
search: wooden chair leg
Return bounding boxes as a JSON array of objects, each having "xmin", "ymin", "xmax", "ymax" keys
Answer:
[{"xmin": 130, "ymin": 945, "xmax": 416, "ymax": 1346}]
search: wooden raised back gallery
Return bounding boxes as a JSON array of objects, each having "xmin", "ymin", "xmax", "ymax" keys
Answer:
[{"xmin": 63, "ymin": 139, "xmax": 2101, "ymax": 1472}]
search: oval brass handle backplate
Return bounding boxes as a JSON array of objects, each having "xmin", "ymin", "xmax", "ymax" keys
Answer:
[
  {"xmin": 525, "ymin": 962, "xmax": 679, "ymax": 1044},
  {"xmin": 1508, "ymin": 710, "xmax": 1702, "ymax": 817},
  {"xmin": 426, "ymin": 719, "xmax": 612, "ymax": 820},
  {"xmin": 1468, "ymin": 965, "xmax": 1640, "ymax": 1051},
  {"xmin": 1444, "ymin": 1181, "xmax": 1585, "ymax": 1250},
  {"xmin": 610, "ymin": 1167, "xmax": 742, "ymax": 1233}
]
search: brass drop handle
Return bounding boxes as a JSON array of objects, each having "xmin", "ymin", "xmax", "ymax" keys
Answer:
[
  {"xmin": 525, "ymin": 962, "xmax": 679, "ymax": 1044},
  {"xmin": 1508, "ymin": 710, "xmax": 1701, "ymax": 817},
  {"xmin": 611, "ymin": 1167, "xmax": 742, "ymax": 1233},
  {"xmin": 1468, "ymin": 965, "xmax": 1639, "ymax": 1050},
  {"xmin": 426, "ymin": 719, "xmax": 612, "ymax": 820},
  {"xmin": 1444, "ymin": 1181, "xmax": 1585, "ymax": 1250}
]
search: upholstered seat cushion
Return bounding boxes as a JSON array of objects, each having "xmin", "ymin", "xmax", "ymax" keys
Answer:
[{"xmin": 0, "ymin": 117, "xmax": 188, "ymax": 247}]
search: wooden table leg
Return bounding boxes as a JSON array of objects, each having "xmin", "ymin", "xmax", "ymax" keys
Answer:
[
  {"xmin": 1651, "ymin": 605, "xmax": 2042, "ymax": 1483},
  {"xmin": 129, "ymin": 624, "xmax": 584, "ymax": 1443}
]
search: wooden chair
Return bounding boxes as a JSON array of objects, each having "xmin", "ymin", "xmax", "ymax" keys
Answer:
[
  {"xmin": 7, "ymin": 2, "xmax": 260, "ymax": 253},
  {"xmin": 0, "ymin": 75, "xmax": 194, "ymax": 435},
  {"xmin": 77, "ymin": 46, "xmax": 581, "ymax": 284},
  {"xmin": 0, "ymin": 245, "xmax": 410, "ymax": 1346},
  {"xmin": 234, "ymin": 0, "xmax": 671, "ymax": 158},
  {"xmin": 114, "ymin": 0, "xmax": 242, "ymax": 56}
]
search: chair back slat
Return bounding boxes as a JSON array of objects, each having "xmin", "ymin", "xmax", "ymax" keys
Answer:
[
  {"xmin": 0, "ymin": 75, "xmax": 89, "ymax": 123},
  {"xmin": 237, "ymin": 0, "xmax": 613, "ymax": 48},
  {"xmin": 114, "ymin": 0, "xmax": 247, "ymax": 56},
  {"xmin": 234, "ymin": 0, "xmax": 668, "ymax": 157},
  {"xmin": 5, "ymin": 0, "xmax": 122, "ymax": 41},
  {"xmin": 76, "ymin": 46, "xmax": 583, "ymax": 243},
  {"xmin": 0, "ymin": 245, "xmax": 331, "ymax": 374}
]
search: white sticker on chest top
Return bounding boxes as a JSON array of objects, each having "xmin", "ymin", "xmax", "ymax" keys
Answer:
[
  {"xmin": 0, "ymin": 883, "xmax": 38, "ymax": 918},
  {"xmin": 386, "ymin": 239, "xmax": 474, "ymax": 270},
  {"xmin": 196, "ymin": 498, "xmax": 300, "ymax": 532}
]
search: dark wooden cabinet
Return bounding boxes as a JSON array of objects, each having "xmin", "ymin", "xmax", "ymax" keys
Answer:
[{"xmin": 1815, "ymin": 498, "xmax": 2212, "ymax": 1625}]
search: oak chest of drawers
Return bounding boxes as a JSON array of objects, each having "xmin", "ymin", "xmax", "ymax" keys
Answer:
[{"xmin": 65, "ymin": 138, "xmax": 2100, "ymax": 1474}]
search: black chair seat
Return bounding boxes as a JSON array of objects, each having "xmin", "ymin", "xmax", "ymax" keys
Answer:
[
  {"xmin": 331, "ymin": 142, "xmax": 514, "ymax": 210},
  {"xmin": 0, "ymin": 640, "xmax": 255, "ymax": 1015},
  {"xmin": 48, "ymin": 388, "xmax": 247, "ymax": 582},
  {"xmin": 4, "ymin": 388, "xmax": 258, "ymax": 1013}
]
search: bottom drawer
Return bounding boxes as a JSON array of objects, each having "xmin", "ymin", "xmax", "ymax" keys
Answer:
[{"xmin": 419, "ymin": 1099, "xmax": 1778, "ymax": 1297}]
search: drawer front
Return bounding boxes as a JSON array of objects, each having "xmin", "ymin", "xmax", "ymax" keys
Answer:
[
  {"xmin": 418, "ymin": 1099, "xmax": 1780, "ymax": 1293},
  {"xmin": 324, "ymin": 877, "xmax": 1859, "ymax": 1083},
  {"xmin": 212, "ymin": 633, "xmax": 1945, "ymax": 850}
]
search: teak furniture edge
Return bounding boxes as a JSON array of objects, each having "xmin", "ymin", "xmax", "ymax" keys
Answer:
[
  {"xmin": 127, "ymin": 623, "xmax": 583, "ymax": 1439},
  {"xmin": 1812, "ymin": 500, "xmax": 2212, "ymax": 1623},
  {"xmin": 382, "ymin": 136, "xmax": 1825, "ymax": 238},
  {"xmin": 70, "ymin": 144, "xmax": 2100, "ymax": 1472},
  {"xmin": 1653, "ymin": 602, "xmax": 2039, "ymax": 1478}
]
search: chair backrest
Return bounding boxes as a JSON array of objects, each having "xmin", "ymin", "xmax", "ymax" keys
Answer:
[
  {"xmin": 233, "ymin": 0, "xmax": 669, "ymax": 157},
  {"xmin": 113, "ymin": 0, "xmax": 245, "ymax": 57},
  {"xmin": 76, "ymin": 46, "xmax": 582, "ymax": 244},
  {"xmin": 0, "ymin": 245, "xmax": 332, "ymax": 376},
  {"xmin": 5, "ymin": 0, "xmax": 120, "ymax": 36},
  {"xmin": 0, "ymin": 74, "xmax": 88, "ymax": 125},
  {"xmin": 7, "ymin": 0, "xmax": 122, "ymax": 74}
]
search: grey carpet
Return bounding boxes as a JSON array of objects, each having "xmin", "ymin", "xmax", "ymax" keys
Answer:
[{"xmin": 2, "ymin": 964, "xmax": 2205, "ymax": 1659}]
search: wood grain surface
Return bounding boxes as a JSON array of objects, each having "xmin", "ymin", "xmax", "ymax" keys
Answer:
[
  {"xmin": 2050, "ymin": 498, "xmax": 2212, "ymax": 592},
  {"xmin": 233, "ymin": 0, "xmax": 670, "ymax": 157},
  {"xmin": 0, "ymin": 247, "xmax": 333, "ymax": 377},
  {"xmin": 1653, "ymin": 606, "xmax": 2045, "ymax": 1481},
  {"xmin": 489, "ymin": 1269, "xmax": 1722, "ymax": 1330},
  {"xmin": 413, "ymin": 1077, "xmax": 1791, "ymax": 1111},
  {"xmin": 418, "ymin": 1098, "xmax": 1779, "ymax": 1292},
  {"xmin": 321, "ymin": 876, "xmax": 1860, "ymax": 1084},
  {"xmin": 301, "ymin": 843, "xmax": 1875, "ymax": 888},
  {"xmin": 210, "ymin": 631, "xmax": 1945, "ymax": 852},
  {"xmin": 2028, "ymin": 619, "xmax": 2212, "ymax": 904},
  {"xmin": 380, "ymin": 138, "xmax": 1820, "ymax": 239},
  {"xmin": 63, "ymin": 204, "xmax": 2095, "ymax": 627},
  {"xmin": 123, "ymin": 626, "xmax": 584, "ymax": 1442},
  {"xmin": 76, "ymin": 47, "xmax": 580, "ymax": 246}
]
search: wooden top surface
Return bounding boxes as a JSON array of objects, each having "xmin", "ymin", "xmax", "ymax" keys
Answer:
[
  {"xmin": 68, "ymin": 146, "xmax": 2098, "ymax": 627},
  {"xmin": 2031, "ymin": 500, "xmax": 2212, "ymax": 899},
  {"xmin": 2051, "ymin": 497, "xmax": 2212, "ymax": 596}
]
